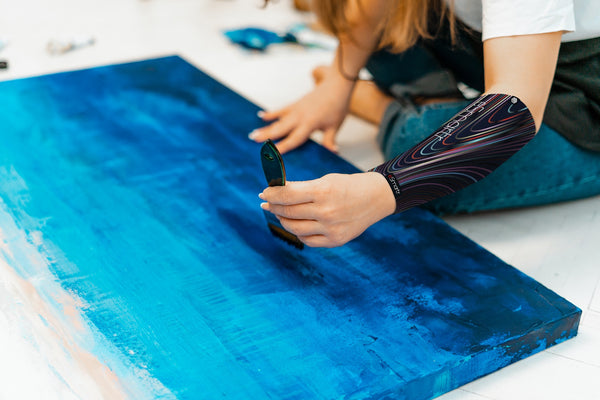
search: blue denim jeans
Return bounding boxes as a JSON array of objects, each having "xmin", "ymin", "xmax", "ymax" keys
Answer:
[{"xmin": 377, "ymin": 99, "xmax": 600, "ymax": 215}]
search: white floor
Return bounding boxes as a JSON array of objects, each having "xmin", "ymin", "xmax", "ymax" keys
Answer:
[{"xmin": 0, "ymin": 0, "xmax": 598, "ymax": 399}]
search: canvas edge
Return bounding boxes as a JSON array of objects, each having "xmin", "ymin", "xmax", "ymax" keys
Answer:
[{"xmin": 402, "ymin": 307, "xmax": 582, "ymax": 400}]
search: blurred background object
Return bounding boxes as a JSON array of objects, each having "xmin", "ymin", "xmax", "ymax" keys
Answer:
[{"xmin": 293, "ymin": 0, "xmax": 311, "ymax": 12}]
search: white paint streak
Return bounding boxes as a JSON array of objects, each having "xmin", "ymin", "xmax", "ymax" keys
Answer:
[
  {"xmin": 0, "ymin": 191, "xmax": 174, "ymax": 400},
  {"xmin": 0, "ymin": 235, "xmax": 126, "ymax": 399}
]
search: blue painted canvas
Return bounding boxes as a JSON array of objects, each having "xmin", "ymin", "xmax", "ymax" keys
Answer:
[{"xmin": 0, "ymin": 56, "xmax": 580, "ymax": 399}]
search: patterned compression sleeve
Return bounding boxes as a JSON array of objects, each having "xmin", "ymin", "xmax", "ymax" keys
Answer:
[{"xmin": 371, "ymin": 93, "xmax": 536, "ymax": 214}]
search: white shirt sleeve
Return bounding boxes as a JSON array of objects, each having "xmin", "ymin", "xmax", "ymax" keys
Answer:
[{"xmin": 481, "ymin": 0, "xmax": 576, "ymax": 41}]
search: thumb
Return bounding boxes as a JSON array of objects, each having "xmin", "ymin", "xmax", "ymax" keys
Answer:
[{"xmin": 321, "ymin": 128, "xmax": 339, "ymax": 153}]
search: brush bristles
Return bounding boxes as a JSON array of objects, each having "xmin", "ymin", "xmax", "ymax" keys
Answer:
[
  {"xmin": 263, "ymin": 209, "xmax": 304, "ymax": 249},
  {"xmin": 267, "ymin": 223, "xmax": 304, "ymax": 249}
]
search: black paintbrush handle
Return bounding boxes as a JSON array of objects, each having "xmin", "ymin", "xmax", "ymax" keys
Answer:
[
  {"xmin": 259, "ymin": 140, "xmax": 304, "ymax": 249},
  {"xmin": 261, "ymin": 139, "xmax": 286, "ymax": 187}
]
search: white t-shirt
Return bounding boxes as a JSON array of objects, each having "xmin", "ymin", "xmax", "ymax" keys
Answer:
[{"xmin": 451, "ymin": 0, "xmax": 600, "ymax": 42}]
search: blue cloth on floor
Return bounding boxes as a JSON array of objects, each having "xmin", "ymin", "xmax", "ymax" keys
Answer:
[{"xmin": 224, "ymin": 27, "xmax": 296, "ymax": 51}]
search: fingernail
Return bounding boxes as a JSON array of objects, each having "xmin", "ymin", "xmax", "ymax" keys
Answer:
[
  {"xmin": 257, "ymin": 111, "xmax": 265, "ymax": 118},
  {"xmin": 258, "ymin": 192, "xmax": 265, "ymax": 200},
  {"xmin": 260, "ymin": 202, "xmax": 268, "ymax": 210},
  {"xmin": 248, "ymin": 130, "xmax": 259, "ymax": 140}
]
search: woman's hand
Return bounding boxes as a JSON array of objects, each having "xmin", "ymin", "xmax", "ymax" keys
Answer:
[
  {"xmin": 259, "ymin": 172, "xmax": 396, "ymax": 247},
  {"xmin": 249, "ymin": 69, "xmax": 355, "ymax": 154}
]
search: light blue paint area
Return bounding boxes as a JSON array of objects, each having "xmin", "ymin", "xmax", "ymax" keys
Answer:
[
  {"xmin": 0, "ymin": 195, "xmax": 175, "ymax": 399},
  {"xmin": 0, "ymin": 56, "xmax": 581, "ymax": 399}
]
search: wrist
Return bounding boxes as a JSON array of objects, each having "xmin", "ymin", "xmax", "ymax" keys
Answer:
[
  {"xmin": 325, "ymin": 64, "xmax": 358, "ymax": 90},
  {"xmin": 320, "ymin": 68, "xmax": 356, "ymax": 103},
  {"xmin": 366, "ymin": 172, "xmax": 397, "ymax": 218},
  {"xmin": 335, "ymin": 45, "xmax": 362, "ymax": 82}
]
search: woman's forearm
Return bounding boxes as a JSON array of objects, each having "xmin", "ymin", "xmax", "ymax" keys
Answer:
[{"xmin": 371, "ymin": 94, "xmax": 536, "ymax": 214}]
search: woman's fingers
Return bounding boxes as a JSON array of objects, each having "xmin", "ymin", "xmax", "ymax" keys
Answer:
[
  {"xmin": 249, "ymin": 116, "xmax": 296, "ymax": 142},
  {"xmin": 261, "ymin": 201, "xmax": 316, "ymax": 220},
  {"xmin": 278, "ymin": 217, "xmax": 325, "ymax": 237},
  {"xmin": 250, "ymin": 107, "xmax": 293, "ymax": 141},
  {"xmin": 321, "ymin": 127, "xmax": 339, "ymax": 153},
  {"xmin": 273, "ymin": 125, "xmax": 312, "ymax": 154},
  {"xmin": 298, "ymin": 235, "xmax": 337, "ymax": 248},
  {"xmin": 260, "ymin": 180, "xmax": 319, "ymax": 205},
  {"xmin": 258, "ymin": 108, "xmax": 288, "ymax": 121}
]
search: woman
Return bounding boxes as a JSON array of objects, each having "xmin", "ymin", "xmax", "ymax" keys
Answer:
[{"xmin": 251, "ymin": 0, "xmax": 600, "ymax": 248}]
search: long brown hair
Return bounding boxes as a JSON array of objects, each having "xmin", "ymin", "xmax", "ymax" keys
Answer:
[{"xmin": 279, "ymin": 0, "xmax": 456, "ymax": 53}]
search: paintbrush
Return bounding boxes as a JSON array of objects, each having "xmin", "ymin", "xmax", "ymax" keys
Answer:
[{"xmin": 260, "ymin": 140, "xmax": 304, "ymax": 249}]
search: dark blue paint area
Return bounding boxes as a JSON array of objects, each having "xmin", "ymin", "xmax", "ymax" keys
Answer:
[{"xmin": 0, "ymin": 56, "xmax": 581, "ymax": 399}]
